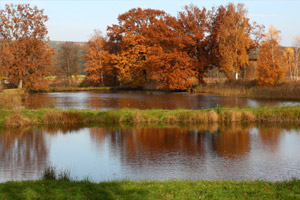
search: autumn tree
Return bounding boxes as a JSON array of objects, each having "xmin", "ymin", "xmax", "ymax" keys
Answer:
[
  {"xmin": 293, "ymin": 35, "xmax": 300, "ymax": 80},
  {"xmin": 84, "ymin": 30, "xmax": 121, "ymax": 87},
  {"xmin": 177, "ymin": 4, "xmax": 210, "ymax": 83},
  {"xmin": 211, "ymin": 3, "xmax": 252, "ymax": 80},
  {"xmin": 105, "ymin": 8, "xmax": 165, "ymax": 88},
  {"xmin": 257, "ymin": 26, "xmax": 288, "ymax": 85},
  {"xmin": 0, "ymin": 4, "xmax": 55, "ymax": 90},
  {"xmin": 106, "ymin": 8, "xmax": 195, "ymax": 90},
  {"xmin": 284, "ymin": 48, "xmax": 295, "ymax": 80},
  {"xmin": 0, "ymin": 40, "xmax": 11, "ymax": 79},
  {"xmin": 57, "ymin": 42, "xmax": 81, "ymax": 85}
]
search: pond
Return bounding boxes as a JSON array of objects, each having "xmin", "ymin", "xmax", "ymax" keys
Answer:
[
  {"xmin": 23, "ymin": 91, "xmax": 300, "ymax": 110},
  {"xmin": 1, "ymin": 125, "xmax": 299, "ymax": 182}
]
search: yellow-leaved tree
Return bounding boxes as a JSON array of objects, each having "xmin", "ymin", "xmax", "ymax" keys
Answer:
[
  {"xmin": 293, "ymin": 35, "xmax": 300, "ymax": 80},
  {"xmin": 284, "ymin": 48, "xmax": 295, "ymax": 80},
  {"xmin": 213, "ymin": 3, "xmax": 252, "ymax": 80},
  {"xmin": 257, "ymin": 26, "xmax": 288, "ymax": 85}
]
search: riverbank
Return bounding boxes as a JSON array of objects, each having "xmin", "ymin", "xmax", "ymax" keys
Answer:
[
  {"xmin": 0, "ymin": 179, "xmax": 298, "ymax": 199},
  {"xmin": 41, "ymin": 86, "xmax": 112, "ymax": 92},
  {"xmin": 2, "ymin": 107, "xmax": 300, "ymax": 127},
  {"xmin": 194, "ymin": 81, "xmax": 300, "ymax": 100}
]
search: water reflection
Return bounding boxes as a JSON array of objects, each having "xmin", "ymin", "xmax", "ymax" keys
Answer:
[
  {"xmin": 23, "ymin": 91, "xmax": 300, "ymax": 109},
  {"xmin": 0, "ymin": 124, "xmax": 300, "ymax": 182},
  {"xmin": 0, "ymin": 127, "xmax": 48, "ymax": 182}
]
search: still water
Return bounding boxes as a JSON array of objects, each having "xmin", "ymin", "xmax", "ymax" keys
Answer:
[
  {"xmin": 24, "ymin": 91, "xmax": 300, "ymax": 109},
  {"xmin": 1, "ymin": 125, "xmax": 300, "ymax": 182}
]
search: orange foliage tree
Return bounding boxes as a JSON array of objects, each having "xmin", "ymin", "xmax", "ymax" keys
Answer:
[
  {"xmin": 177, "ymin": 4, "xmax": 210, "ymax": 83},
  {"xmin": 0, "ymin": 4, "xmax": 55, "ymax": 90},
  {"xmin": 0, "ymin": 40, "xmax": 12, "ymax": 80},
  {"xmin": 105, "ymin": 8, "xmax": 195, "ymax": 90},
  {"xmin": 257, "ymin": 26, "xmax": 288, "ymax": 85},
  {"xmin": 84, "ymin": 30, "xmax": 116, "ymax": 86}
]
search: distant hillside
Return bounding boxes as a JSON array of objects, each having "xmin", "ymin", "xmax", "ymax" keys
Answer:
[{"xmin": 48, "ymin": 41, "xmax": 86, "ymax": 50}]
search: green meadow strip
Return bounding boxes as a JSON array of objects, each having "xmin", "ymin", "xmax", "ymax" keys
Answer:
[{"xmin": 1, "ymin": 107, "xmax": 300, "ymax": 127}]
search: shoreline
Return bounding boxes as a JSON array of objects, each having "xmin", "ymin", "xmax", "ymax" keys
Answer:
[{"xmin": 194, "ymin": 82, "xmax": 300, "ymax": 100}]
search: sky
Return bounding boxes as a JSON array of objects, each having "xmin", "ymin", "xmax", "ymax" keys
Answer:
[{"xmin": 1, "ymin": 0, "xmax": 299, "ymax": 46}]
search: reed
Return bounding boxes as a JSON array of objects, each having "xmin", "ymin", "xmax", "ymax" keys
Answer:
[
  {"xmin": 4, "ymin": 111, "xmax": 32, "ymax": 127},
  {"xmin": 195, "ymin": 81, "xmax": 300, "ymax": 100},
  {"xmin": 42, "ymin": 166, "xmax": 71, "ymax": 181}
]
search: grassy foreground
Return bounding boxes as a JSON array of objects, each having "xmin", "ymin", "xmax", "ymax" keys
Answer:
[
  {"xmin": 2, "ymin": 106, "xmax": 300, "ymax": 127},
  {"xmin": 0, "ymin": 179, "xmax": 299, "ymax": 200}
]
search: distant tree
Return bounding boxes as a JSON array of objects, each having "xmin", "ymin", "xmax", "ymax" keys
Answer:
[
  {"xmin": 0, "ymin": 4, "xmax": 55, "ymax": 90},
  {"xmin": 57, "ymin": 42, "xmax": 81, "ymax": 85},
  {"xmin": 257, "ymin": 26, "xmax": 288, "ymax": 85}
]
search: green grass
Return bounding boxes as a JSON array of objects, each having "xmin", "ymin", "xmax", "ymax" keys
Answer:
[
  {"xmin": 1, "ymin": 107, "xmax": 300, "ymax": 127},
  {"xmin": 0, "ymin": 179, "xmax": 299, "ymax": 200}
]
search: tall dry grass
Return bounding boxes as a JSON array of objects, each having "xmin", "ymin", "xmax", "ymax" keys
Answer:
[
  {"xmin": 0, "ymin": 89, "xmax": 24, "ymax": 109},
  {"xmin": 195, "ymin": 81, "xmax": 300, "ymax": 100},
  {"xmin": 43, "ymin": 110, "xmax": 84, "ymax": 125},
  {"xmin": 4, "ymin": 111, "xmax": 32, "ymax": 127}
]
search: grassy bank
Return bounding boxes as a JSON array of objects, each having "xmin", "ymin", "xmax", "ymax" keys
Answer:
[
  {"xmin": 0, "ymin": 179, "xmax": 299, "ymax": 199},
  {"xmin": 195, "ymin": 82, "xmax": 300, "ymax": 100},
  {"xmin": 2, "ymin": 107, "xmax": 300, "ymax": 127}
]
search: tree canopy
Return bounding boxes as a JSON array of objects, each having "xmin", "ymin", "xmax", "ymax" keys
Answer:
[{"xmin": 0, "ymin": 4, "xmax": 55, "ymax": 90}]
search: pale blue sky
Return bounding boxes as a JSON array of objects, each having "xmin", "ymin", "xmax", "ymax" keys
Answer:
[{"xmin": 1, "ymin": 0, "xmax": 299, "ymax": 46}]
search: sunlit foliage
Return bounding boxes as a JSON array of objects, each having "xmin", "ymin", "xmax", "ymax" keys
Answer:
[
  {"xmin": 0, "ymin": 4, "xmax": 55, "ymax": 90},
  {"xmin": 257, "ymin": 26, "xmax": 288, "ymax": 85}
]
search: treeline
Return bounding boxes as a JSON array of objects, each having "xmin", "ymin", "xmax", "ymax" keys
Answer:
[
  {"xmin": 1, "ymin": 3, "xmax": 300, "ymax": 91},
  {"xmin": 85, "ymin": 4, "xmax": 261, "ymax": 90},
  {"xmin": 83, "ymin": 4, "xmax": 299, "ymax": 89}
]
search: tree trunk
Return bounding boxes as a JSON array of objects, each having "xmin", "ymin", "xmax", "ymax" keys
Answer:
[
  {"xmin": 100, "ymin": 71, "xmax": 104, "ymax": 87},
  {"xmin": 235, "ymin": 72, "xmax": 239, "ymax": 80},
  {"xmin": 18, "ymin": 79, "xmax": 23, "ymax": 89}
]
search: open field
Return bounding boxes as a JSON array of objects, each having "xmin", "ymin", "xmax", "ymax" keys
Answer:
[
  {"xmin": 2, "ymin": 107, "xmax": 300, "ymax": 127},
  {"xmin": 0, "ymin": 179, "xmax": 299, "ymax": 200}
]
